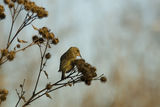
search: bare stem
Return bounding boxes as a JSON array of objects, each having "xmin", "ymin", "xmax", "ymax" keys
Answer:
[
  {"xmin": 33, "ymin": 40, "xmax": 49, "ymax": 94},
  {"xmin": 15, "ymin": 79, "xmax": 26, "ymax": 107},
  {"xmin": 15, "ymin": 42, "xmax": 35, "ymax": 53}
]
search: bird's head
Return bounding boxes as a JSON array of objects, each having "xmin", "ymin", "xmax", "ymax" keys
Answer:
[{"xmin": 69, "ymin": 47, "xmax": 82, "ymax": 58}]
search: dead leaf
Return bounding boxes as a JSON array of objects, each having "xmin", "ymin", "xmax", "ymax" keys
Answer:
[
  {"xmin": 44, "ymin": 70, "xmax": 49, "ymax": 79},
  {"xmin": 45, "ymin": 93, "xmax": 52, "ymax": 99},
  {"xmin": 17, "ymin": 38, "xmax": 27, "ymax": 43},
  {"xmin": 32, "ymin": 24, "xmax": 39, "ymax": 31}
]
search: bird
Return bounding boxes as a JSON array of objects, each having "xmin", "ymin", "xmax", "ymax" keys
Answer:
[{"xmin": 58, "ymin": 47, "xmax": 81, "ymax": 80}]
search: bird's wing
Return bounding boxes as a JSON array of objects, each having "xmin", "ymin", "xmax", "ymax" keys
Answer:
[
  {"xmin": 58, "ymin": 50, "xmax": 75, "ymax": 72},
  {"xmin": 58, "ymin": 52, "xmax": 67, "ymax": 72}
]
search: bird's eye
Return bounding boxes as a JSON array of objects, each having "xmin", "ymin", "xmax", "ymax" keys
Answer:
[{"xmin": 77, "ymin": 50, "xmax": 79, "ymax": 53}]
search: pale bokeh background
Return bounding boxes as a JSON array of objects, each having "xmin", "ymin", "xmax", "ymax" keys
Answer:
[{"xmin": 0, "ymin": 0, "xmax": 160, "ymax": 107}]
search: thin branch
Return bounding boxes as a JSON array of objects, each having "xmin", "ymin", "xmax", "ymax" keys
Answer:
[
  {"xmin": 7, "ymin": 21, "xmax": 25, "ymax": 49},
  {"xmin": 7, "ymin": 11, "xmax": 36, "ymax": 49},
  {"xmin": 15, "ymin": 42, "xmax": 35, "ymax": 53},
  {"xmin": 30, "ymin": 79, "xmax": 82, "ymax": 103},
  {"xmin": 33, "ymin": 39, "xmax": 49, "ymax": 94},
  {"xmin": 0, "ymin": 59, "xmax": 8, "ymax": 65},
  {"xmin": 15, "ymin": 79, "xmax": 26, "ymax": 107}
]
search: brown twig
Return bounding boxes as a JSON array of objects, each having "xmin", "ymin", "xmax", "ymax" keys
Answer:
[
  {"xmin": 33, "ymin": 39, "xmax": 49, "ymax": 95},
  {"xmin": 15, "ymin": 79, "xmax": 26, "ymax": 107}
]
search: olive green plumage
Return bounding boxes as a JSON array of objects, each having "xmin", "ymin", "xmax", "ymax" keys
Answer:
[{"xmin": 59, "ymin": 47, "xmax": 81, "ymax": 79}]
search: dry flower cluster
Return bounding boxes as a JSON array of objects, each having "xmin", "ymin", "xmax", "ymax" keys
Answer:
[
  {"xmin": 0, "ymin": 0, "xmax": 106, "ymax": 106},
  {"xmin": 74, "ymin": 59, "xmax": 107, "ymax": 85},
  {"xmin": 4, "ymin": 0, "xmax": 48, "ymax": 18},
  {"xmin": 0, "ymin": 89, "xmax": 8, "ymax": 105},
  {"xmin": 0, "ymin": 5, "xmax": 5, "ymax": 20}
]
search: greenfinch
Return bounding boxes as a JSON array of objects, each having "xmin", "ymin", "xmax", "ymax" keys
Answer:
[{"xmin": 59, "ymin": 47, "xmax": 81, "ymax": 79}]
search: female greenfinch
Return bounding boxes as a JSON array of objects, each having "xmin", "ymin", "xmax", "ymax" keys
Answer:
[{"xmin": 59, "ymin": 47, "xmax": 81, "ymax": 79}]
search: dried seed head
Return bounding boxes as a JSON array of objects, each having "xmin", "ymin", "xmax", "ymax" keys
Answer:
[
  {"xmin": 1, "ymin": 49, "xmax": 8, "ymax": 56},
  {"xmin": 38, "ymin": 38, "xmax": 44, "ymax": 43},
  {"xmin": 0, "ymin": 95, "xmax": 7, "ymax": 101},
  {"xmin": 46, "ymin": 83, "xmax": 52, "ymax": 90},
  {"xmin": 73, "ymin": 59, "xmax": 85, "ymax": 69},
  {"xmin": 0, "ymin": 5, "xmax": 5, "ymax": 20},
  {"xmin": 0, "ymin": 89, "xmax": 8, "ymax": 94},
  {"xmin": 52, "ymin": 38, "xmax": 59, "ymax": 45},
  {"xmin": 0, "ymin": 13, "xmax": 6, "ymax": 19},
  {"xmin": 31, "ymin": 6, "xmax": 38, "ymax": 13},
  {"xmin": 0, "ymin": 5, "xmax": 5, "ymax": 13},
  {"xmin": 11, "ymin": 0, "xmax": 16, "ymax": 2},
  {"xmin": 0, "ymin": 89, "xmax": 8, "ymax": 103},
  {"xmin": 48, "ymin": 32, "xmax": 54, "ymax": 39},
  {"xmin": 45, "ymin": 53, "xmax": 51, "ymax": 59},
  {"xmin": 36, "ymin": 7, "xmax": 48, "ymax": 18},
  {"xmin": 16, "ymin": 44, "xmax": 20, "ymax": 48},
  {"xmin": 38, "ymin": 27, "xmax": 49, "ymax": 38},
  {"xmin": 4, "ymin": 0, "xmax": 10, "ymax": 4},
  {"xmin": 17, "ymin": 0, "xmax": 24, "ymax": 4},
  {"xmin": 32, "ymin": 35, "xmax": 39, "ymax": 42},
  {"xmin": 7, "ymin": 51, "xmax": 15, "ymax": 61},
  {"xmin": 73, "ymin": 59, "xmax": 98, "ymax": 85},
  {"xmin": 8, "ymin": 2, "xmax": 14, "ymax": 8},
  {"xmin": 100, "ymin": 76, "xmax": 107, "ymax": 83},
  {"xmin": 24, "ymin": 1, "xmax": 35, "ymax": 11},
  {"xmin": 20, "ymin": 84, "xmax": 23, "ymax": 88},
  {"xmin": 85, "ymin": 80, "xmax": 91, "ymax": 85}
]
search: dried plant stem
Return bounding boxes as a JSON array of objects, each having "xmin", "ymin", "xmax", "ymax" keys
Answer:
[
  {"xmin": 0, "ymin": 59, "xmax": 8, "ymax": 65},
  {"xmin": 7, "ymin": 11, "xmax": 37, "ymax": 49},
  {"xmin": 7, "ymin": 5, "xmax": 23, "ymax": 46},
  {"xmin": 15, "ymin": 79, "xmax": 26, "ymax": 107},
  {"xmin": 33, "ymin": 40, "xmax": 49, "ymax": 94},
  {"xmin": 15, "ymin": 42, "xmax": 35, "ymax": 53},
  {"xmin": 22, "ymin": 75, "xmax": 78, "ymax": 107}
]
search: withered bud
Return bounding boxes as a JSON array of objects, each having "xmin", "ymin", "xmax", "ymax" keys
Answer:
[
  {"xmin": 36, "ymin": 7, "xmax": 48, "ymax": 18},
  {"xmin": 52, "ymin": 38, "xmax": 59, "ymax": 45},
  {"xmin": 0, "ymin": 13, "xmax": 6, "ymax": 19},
  {"xmin": 38, "ymin": 27, "xmax": 49, "ymax": 35},
  {"xmin": 0, "ymin": 89, "xmax": 8, "ymax": 94},
  {"xmin": 7, "ymin": 51, "xmax": 15, "ymax": 61},
  {"xmin": 17, "ymin": 0, "xmax": 24, "ymax": 4},
  {"xmin": 11, "ymin": 0, "xmax": 16, "ymax": 2},
  {"xmin": 32, "ymin": 35, "xmax": 39, "ymax": 42},
  {"xmin": 4, "ymin": 0, "xmax": 10, "ymax": 4},
  {"xmin": 0, "ymin": 95, "xmax": 7, "ymax": 101},
  {"xmin": 20, "ymin": 84, "xmax": 23, "ymax": 88},
  {"xmin": 0, "ymin": 89, "xmax": 8, "ymax": 102},
  {"xmin": 85, "ymin": 80, "xmax": 91, "ymax": 85},
  {"xmin": 92, "ymin": 72, "xmax": 97, "ymax": 77},
  {"xmin": 91, "ymin": 67, "xmax": 96, "ymax": 72},
  {"xmin": 0, "ymin": 5, "xmax": 5, "ymax": 12},
  {"xmin": 24, "ymin": 1, "xmax": 36, "ymax": 11},
  {"xmin": 45, "ymin": 53, "xmax": 51, "ymax": 59},
  {"xmin": 8, "ymin": 2, "xmax": 14, "ymax": 8},
  {"xmin": 1, "ymin": 49, "xmax": 8, "ymax": 56},
  {"xmin": 100, "ymin": 76, "xmax": 107, "ymax": 83},
  {"xmin": 73, "ymin": 59, "xmax": 85, "ymax": 66},
  {"xmin": 48, "ymin": 32, "xmax": 55, "ymax": 39},
  {"xmin": 38, "ymin": 38, "xmax": 44, "ymax": 43},
  {"xmin": 46, "ymin": 83, "xmax": 52, "ymax": 90},
  {"xmin": 16, "ymin": 44, "xmax": 20, "ymax": 48}
]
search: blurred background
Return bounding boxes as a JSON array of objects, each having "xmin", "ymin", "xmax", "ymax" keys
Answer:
[{"xmin": 0, "ymin": 0, "xmax": 160, "ymax": 107}]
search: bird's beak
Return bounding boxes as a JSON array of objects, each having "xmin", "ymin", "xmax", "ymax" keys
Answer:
[{"xmin": 79, "ymin": 53, "xmax": 82, "ymax": 58}]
